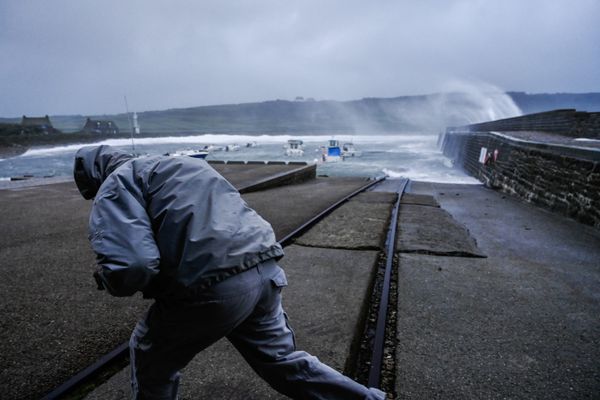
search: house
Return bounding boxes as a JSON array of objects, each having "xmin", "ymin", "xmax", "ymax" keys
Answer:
[
  {"xmin": 82, "ymin": 118, "xmax": 119, "ymax": 135},
  {"xmin": 21, "ymin": 115, "xmax": 56, "ymax": 134}
]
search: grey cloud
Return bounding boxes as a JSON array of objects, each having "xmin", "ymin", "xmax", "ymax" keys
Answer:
[{"xmin": 1, "ymin": 0, "xmax": 599, "ymax": 117}]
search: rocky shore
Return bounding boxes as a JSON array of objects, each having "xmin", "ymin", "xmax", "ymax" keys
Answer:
[{"xmin": 0, "ymin": 144, "xmax": 28, "ymax": 159}]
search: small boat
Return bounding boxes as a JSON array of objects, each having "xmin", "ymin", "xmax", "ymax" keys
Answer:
[
  {"xmin": 284, "ymin": 139, "xmax": 304, "ymax": 156},
  {"xmin": 168, "ymin": 149, "xmax": 209, "ymax": 159},
  {"xmin": 341, "ymin": 142, "xmax": 361, "ymax": 158},
  {"xmin": 322, "ymin": 139, "xmax": 341, "ymax": 162},
  {"xmin": 225, "ymin": 144, "xmax": 240, "ymax": 152},
  {"xmin": 202, "ymin": 144, "xmax": 224, "ymax": 152},
  {"xmin": 246, "ymin": 141, "xmax": 258, "ymax": 148}
]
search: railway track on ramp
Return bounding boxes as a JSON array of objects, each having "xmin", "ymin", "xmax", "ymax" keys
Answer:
[{"xmin": 41, "ymin": 176, "xmax": 395, "ymax": 399}]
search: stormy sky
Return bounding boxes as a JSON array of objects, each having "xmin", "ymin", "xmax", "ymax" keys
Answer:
[{"xmin": 1, "ymin": 0, "xmax": 599, "ymax": 117}]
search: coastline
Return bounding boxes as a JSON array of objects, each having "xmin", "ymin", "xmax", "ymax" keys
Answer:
[
  {"xmin": 0, "ymin": 131, "xmax": 148, "ymax": 160},
  {"xmin": 0, "ymin": 144, "xmax": 28, "ymax": 159}
]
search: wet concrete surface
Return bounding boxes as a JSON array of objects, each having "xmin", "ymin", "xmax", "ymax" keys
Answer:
[
  {"xmin": 396, "ymin": 203, "xmax": 485, "ymax": 257},
  {"xmin": 295, "ymin": 192, "xmax": 396, "ymax": 250},
  {"xmin": 0, "ymin": 166, "xmax": 367, "ymax": 399},
  {"xmin": 5, "ymin": 173, "xmax": 599, "ymax": 399},
  {"xmin": 400, "ymin": 193, "xmax": 440, "ymax": 208},
  {"xmin": 211, "ymin": 162, "xmax": 315, "ymax": 192},
  {"xmin": 211, "ymin": 162, "xmax": 304, "ymax": 188},
  {"xmin": 0, "ymin": 161, "xmax": 309, "ymax": 191},
  {"xmin": 87, "ymin": 182, "xmax": 395, "ymax": 399},
  {"xmin": 395, "ymin": 182, "xmax": 600, "ymax": 399},
  {"xmin": 243, "ymin": 177, "xmax": 372, "ymax": 240},
  {"xmin": 0, "ymin": 182, "xmax": 128, "ymax": 400}
]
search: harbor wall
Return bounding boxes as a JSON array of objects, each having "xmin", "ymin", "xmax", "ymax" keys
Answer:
[
  {"xmin": 460, "ymin": 109, "xmax": 600, "ymax": 138},
  {"xmin": 441, "ymin": 127, "xmax": 600, "ymax": 229}
]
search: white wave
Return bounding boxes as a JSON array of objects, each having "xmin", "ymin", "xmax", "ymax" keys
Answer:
[
  {"xmin": 19, "ymin": 143, "xmax": 93, "ymax": 157},
  {"xmin": 381, "ymin": 168, "xmax": 407, "ymax": 178},
  {"xmin": 575, "ymin": 138, "xmax": 600, "ymax": 142},
  {"xmin": 17, "ymin": 133, "xmax": 439, "ymax": 158},
  {"xmin": 382, "ymin": 167, "xmax": 481, "ymax": 184}
]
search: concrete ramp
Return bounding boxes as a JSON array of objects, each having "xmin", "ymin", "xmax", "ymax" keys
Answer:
[
  {"xmin": 0, "ymin": 171, "xmax": 366, "ymax": 399},
  {"xmin": 294, "ymin": 192, "xmax": 396, "ymax": 250},
  {"xmin": 244, "ymin": 177, "xmax": 373, "ymax": 240},
  {"xmin": 396, "ymin": 204, "xmax": 485, "ymax": 257},
  {"xmin": 210, "ymin": 162, "xmax": 316, "ymax": 193},
  {"xmin": 395, "ymin": 181, "xmax": 600, "ymax": 399},
  {"xmin": 400, "ymin": 193, "xmax": 440, "ymax": 208}
]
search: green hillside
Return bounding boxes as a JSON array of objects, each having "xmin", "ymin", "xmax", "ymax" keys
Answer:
[{"xmin": 1, "ymin": 92, "xmax": 599, "ymax": 136}]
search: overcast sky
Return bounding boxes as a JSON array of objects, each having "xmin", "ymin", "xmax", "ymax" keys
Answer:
[{"xmin": 1, "ymin": 0, "xmax": 599, "ymax": 117}]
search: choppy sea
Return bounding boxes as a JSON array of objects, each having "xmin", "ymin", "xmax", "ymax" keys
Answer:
[{"xmin": 0, "ymin": 133, "xmax": 480, "ymax": 184}]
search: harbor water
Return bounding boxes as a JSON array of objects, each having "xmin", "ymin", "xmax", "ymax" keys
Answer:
[{"xmin": 0, "ymin": 133, "xmax": 479, "ymax": 184}]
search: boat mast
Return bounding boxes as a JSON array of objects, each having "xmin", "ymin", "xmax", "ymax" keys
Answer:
[{"xmin": 124, "ymin": 95, "xmax": 135, "ymax": 152}]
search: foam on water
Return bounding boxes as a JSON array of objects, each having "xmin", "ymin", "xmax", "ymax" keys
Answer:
[
  {"xmin": 5, "ymin": 83, "xmax": 519, "ymax": 184},
  {"xmin": 1, "ymin": 133, "xmax": 478, "ymax": 183},
  {"xmin": 382, "ymin": 168, "xmax": 480, "ymax": 184},
  {"xmin": 17, "ymin": 134, "xmax": 436, "ymax": 158}
]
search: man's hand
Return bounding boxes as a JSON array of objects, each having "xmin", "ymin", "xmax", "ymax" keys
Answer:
[{"xmin": 93, "ymin": 270, "xmax": 105, "ymax": 291}]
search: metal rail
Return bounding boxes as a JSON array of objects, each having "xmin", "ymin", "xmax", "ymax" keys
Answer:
[
  {"xmin": 367, "ymin": 178, "xmax": 409, "ymax": 388},
  {"xmin": 278, "ymin": 176, "xmax": 386, "ymax": 246},
  {"xmin": 41, "ymin": 176, "xmax": 386, "ymax": 400}
]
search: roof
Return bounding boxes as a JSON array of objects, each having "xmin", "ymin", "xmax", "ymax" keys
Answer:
[{"xmin": 21, "ymin": 115, "xmax": 51, "ymax": 127}]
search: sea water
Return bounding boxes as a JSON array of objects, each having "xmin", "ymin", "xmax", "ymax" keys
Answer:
[{"xmin": 0, "ymin": 133, "xmax": 480, "ymax": 184}]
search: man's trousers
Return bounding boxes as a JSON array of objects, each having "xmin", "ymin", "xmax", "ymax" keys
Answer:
[{"xmin": 130, "ymin": 259, "xmax": 386, "ymax": 400}]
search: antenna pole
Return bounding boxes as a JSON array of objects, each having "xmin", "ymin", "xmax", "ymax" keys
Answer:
[{"xmin": 124, "ymin": 95, "xmax": 135, "ymax": 152}]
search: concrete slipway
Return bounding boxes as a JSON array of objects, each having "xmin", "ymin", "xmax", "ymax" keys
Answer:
[
  {"xmin": 395, "ymin": 182, "xmax": 600, "ymax": 399},
  {"xmin": 1, "ymin": 163, "xmax": 599, "ymax": 399},
  {"xmin": 87, "ymin": 179, "xmax": 600, "ymax": 399},
  {"xmin": 0, "ymin": 163, "xmax": 376, "ymax": 400},
  {"xmin": 86, "ymin": 190, "xmax": 398, "ymax": 399}
]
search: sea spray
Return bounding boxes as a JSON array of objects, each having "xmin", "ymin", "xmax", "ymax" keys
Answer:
[
  {"xmin": 436, "ymin": 80, "xmax": 522, "ymax": 124},
  {"xmin": 17, "ymin": 134, "xmax": 434, "ymax": 158},
  {"xmin": 5, "ymin": 82, "xmax": 516, "ymax": 184},
  {"xmin": 374, "ymin": 81, "xmax": 522, "ymax": 134}
]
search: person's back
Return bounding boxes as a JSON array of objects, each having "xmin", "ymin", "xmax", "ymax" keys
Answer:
[
  {"xmin": 75, "ymin": 145, "xmax": 283, "ymax": 297},
  {"xmin": 74, "ymin": 145, "xmax": 385, "ymax": 399}
]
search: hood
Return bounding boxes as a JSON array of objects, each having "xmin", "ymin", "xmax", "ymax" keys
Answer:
[{"xmin": 73, "ymin": 145, "xmax": 135, "ymax": 199}]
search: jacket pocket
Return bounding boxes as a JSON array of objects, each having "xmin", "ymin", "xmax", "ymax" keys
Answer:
[{"xmin": 270, "ymin": 267, "xmax": 288, "ymax": 289}]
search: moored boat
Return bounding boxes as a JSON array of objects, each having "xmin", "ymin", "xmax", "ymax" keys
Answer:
[
  {"xmin": 342, "ymin": 142, "xmax": 361, "ymax": 158},
  {"xmin": 322, "ymin": 139, "xmax": 341, "ymax": 162},
  {"xmin": 284, "ymin": 139, "xmax": 304, "ymax": 156},
  {"xmin": 168, "ymin": 149, "xmax": 209, "ymax": 159},
  {"xmin": 202, "ymin": 144, "xmax": 224, "ymax": 152}
]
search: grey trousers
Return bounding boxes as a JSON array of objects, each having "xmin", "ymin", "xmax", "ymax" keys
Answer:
[{"xmin": 129, "ymin": 259, "xmax": 385, "ymax": 400}]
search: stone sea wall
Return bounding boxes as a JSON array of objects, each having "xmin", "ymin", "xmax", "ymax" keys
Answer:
[
  {"xmin": 462, "ymin": 109, "xmax": 600, "ymax": 138},
  {"xmin": 441, "ymin": 130, "xmax": 600, "ymax": 229}
]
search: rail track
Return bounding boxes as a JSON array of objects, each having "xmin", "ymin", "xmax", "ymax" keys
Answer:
[
  {"xmin": 367, "ymin": 178, "xmax": 409, "ymax": 390},
  {"xmin": 42, "ymin": 176, "xmax": 408, "ymax": 399}
]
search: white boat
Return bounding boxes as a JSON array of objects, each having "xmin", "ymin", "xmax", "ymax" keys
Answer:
[
  {"xmin": 168, "ymin": 149, "xmax": 209, "ymax": 159},
  {"xmin": 202, "ymin": 144, "xmax": 224, "ymax": 152},
  {"xmin": 284, "ymin": 139, "xmax": 304, "ymax": 156},
  {"xmin": 341, "ymin": 142, "xmax": 361, "ymax": 158},
  {"xmin": 225, "ymin": 144, "xmax": 240, "ymax": 152}
]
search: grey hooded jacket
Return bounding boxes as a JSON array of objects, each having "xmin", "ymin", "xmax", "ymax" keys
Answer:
[{"xmin": 74, "ymin": 145, "xmax": 284, "ymax": 298}]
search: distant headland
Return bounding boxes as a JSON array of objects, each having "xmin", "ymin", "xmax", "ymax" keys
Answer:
[{"xmin": 1, "ymin": 92, "xmax": 599, "ymax": 158}]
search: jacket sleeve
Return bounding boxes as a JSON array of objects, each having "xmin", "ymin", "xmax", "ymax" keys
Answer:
[{"xmin": 88, "ymin": 174, "xmax": 160, "ymax": 297}]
